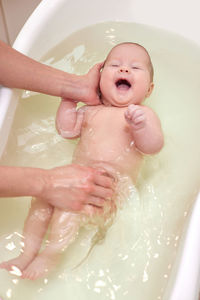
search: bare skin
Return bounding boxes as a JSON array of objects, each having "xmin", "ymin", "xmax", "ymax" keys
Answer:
[
  {"xmin": 0, "ymin": 43, "xmax": 164, "ymax": 279},
  {"xmin": 0, "ymin": 40, "xmax": 103, "ymax": 104},
  {"xmin": 0, "ymin": 40, "xmax": 114, "ymax": 209},
  {"xmin": 0, "ymin": 40, "xmax": 115, "ymax": 275},
  {"xmin": 0, "ymin": 165, "xmax": 114, "ymax": 211}
]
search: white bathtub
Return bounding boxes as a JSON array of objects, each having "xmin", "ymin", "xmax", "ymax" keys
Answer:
[{"xmin": 0, "ymin": 0, "xmax": 200, "ymax": 299}]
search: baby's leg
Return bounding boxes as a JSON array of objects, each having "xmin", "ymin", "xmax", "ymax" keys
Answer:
[
  {"xmin": 22, "ymin": 209, "xmax": 81, "ymax": 280},
  {"xmin": 0, "ymin": 198, "xmax": 53, "ymax": 273}
]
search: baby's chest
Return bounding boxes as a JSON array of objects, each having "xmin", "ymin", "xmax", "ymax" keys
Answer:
[
  {"xmin": 82, "ymin": 108, "xmax": 132, "ymax": 143},
  {"xmin": 84, "ymin": 107, "xmax": 127, "ymax": 132}
]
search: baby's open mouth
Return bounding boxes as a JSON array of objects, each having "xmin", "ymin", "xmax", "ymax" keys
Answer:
[{"xmin": 115, "ymin": 79, "xmax": 131, "ymax": 91}]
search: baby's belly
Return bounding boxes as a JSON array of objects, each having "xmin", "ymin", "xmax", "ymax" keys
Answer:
[{"xmin": 73, "ymin": 143, "xmax": 142, "ymax": 183}]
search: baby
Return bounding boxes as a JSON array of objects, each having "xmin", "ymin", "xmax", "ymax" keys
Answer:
[{"xmin": 0, "ymin": 42, "xmax": 164, "ymax": 279}]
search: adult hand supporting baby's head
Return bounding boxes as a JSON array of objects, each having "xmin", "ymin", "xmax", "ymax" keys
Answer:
[
  {"xmin": 80, "ymin": 62, "xmax": 104, "ymax": 105},
  {"xmin": 62, "ymin": 62, "xmax": 104, "ymax": 106}
]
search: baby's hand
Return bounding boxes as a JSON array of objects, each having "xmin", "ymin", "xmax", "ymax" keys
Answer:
[{"xmin": 124, "ymin": 104, "xmax": 146, "ymax": 130}]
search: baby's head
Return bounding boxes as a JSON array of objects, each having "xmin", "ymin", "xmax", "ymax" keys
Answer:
[{"xmin": 100, "ymin": 42, "xmax": 154, "ymax": 107}]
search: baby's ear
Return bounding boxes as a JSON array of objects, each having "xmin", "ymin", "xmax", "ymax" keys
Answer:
[{"xmin": 146, "ymin": 82, "xmax": 154, "ymax": 98}]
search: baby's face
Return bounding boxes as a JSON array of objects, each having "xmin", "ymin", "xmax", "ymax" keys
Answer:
[{"xmin": 100, "ymin": 44, "xmax": 154, "ymax": 107}]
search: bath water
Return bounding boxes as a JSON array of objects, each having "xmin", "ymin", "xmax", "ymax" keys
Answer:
[{"xmin": 0, "ymin": 22, "xmax": 200, "ymax": 300}]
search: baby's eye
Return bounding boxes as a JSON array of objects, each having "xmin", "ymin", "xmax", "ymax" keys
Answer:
[
  {"xmin": 111, "ymin": 64, "xmax": 119, "ymax": 67},
  {"xmin": 132, "ymin": 66, "xmax": 140, "ymax": 70}
]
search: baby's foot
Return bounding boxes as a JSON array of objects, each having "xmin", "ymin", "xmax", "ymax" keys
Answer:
[
  {"xmin": 22, "ymin": 253, "xmax": 59, "ymax": 280},
  {"xmin": 0, "ymin": 253, "xmax": 34, "ymax": 273}
]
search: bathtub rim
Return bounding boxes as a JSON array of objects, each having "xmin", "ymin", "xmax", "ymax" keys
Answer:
[
  {"xmin": 163, "ymin": 192, "xmax": 200, "ymax": 300},
  {"xmin": 0, "ymin": 0, "xmax": 200, "ymax": 299}
]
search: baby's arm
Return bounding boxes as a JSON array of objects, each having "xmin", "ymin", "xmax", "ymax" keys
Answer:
[
  {"xmin": 56, "ymin": 99, "xmax": 85, "ymax": 139},
  {"xmin": 124, "ymin": 104, "xmax": 164, "ymax": 154}
]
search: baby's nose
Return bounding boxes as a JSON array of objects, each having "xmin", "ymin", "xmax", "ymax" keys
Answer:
[{"xmin": 119, "ymin": 66, "xmax": 129, "ymax": 73}]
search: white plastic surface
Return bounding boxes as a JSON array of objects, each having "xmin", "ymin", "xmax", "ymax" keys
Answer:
[{"xmin": 0, "ymin": 0, "xmax": 200, "ymax": 298}]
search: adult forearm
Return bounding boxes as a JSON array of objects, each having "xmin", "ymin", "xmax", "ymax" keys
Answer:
[
  {"xmin": 0, "ymin": 40, "xmax": 102, "ymax": 104},
  {"xmin": 0, "ymin": 166, "xmax": 44, "ymax": 198},
  {"xmin": 0, "ymin": 164, "xmax": 114, "ymax": 211},
  {"xmin": 0, "ymin": 40, "xmax": 80, "ymax": 98}
]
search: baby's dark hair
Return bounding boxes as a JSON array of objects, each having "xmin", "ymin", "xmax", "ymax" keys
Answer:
[{"xmin": 106, "ymin": 42, "xmax": 154, "ymax": 81}]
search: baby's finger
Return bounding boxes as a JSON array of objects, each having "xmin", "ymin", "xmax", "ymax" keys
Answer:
[
  {"xmin": 127, "ymin": 104, "xmax": 137, "ymax": 111},
  {"xmin": 126, "ymin": 105, "xmax": 141, "ymax": 118},
  {"xmin": 132, "ymin": 109, "xmax": 144, "ymax": 120},
  {"xmin": 133, "ymin": 115, "xmax": 145, "ymax": 124},
  {"xmin": 124, "ymin": 109, "xmax": 132, "ymax": 120}
]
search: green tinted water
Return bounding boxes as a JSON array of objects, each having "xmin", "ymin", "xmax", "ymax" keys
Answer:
[{"xmin": 0, "ymin": 22, "xmax": 200, "ymax": 300}]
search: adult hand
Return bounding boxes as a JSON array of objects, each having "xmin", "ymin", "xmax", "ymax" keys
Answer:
[
  {"xmin": 0, "ymin": 40, "xmax": 103, "ymax": 105},
  {"xmin": 39, "ymin": 164, "xmax": 114, "ymax": 211},
  {"xmin": 81, "ymin": 62, "xmax": 104, "ymax": 105},
  {"xmin": 61, "ymin": 62, "xmax": 104, "ymax": 105}
]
